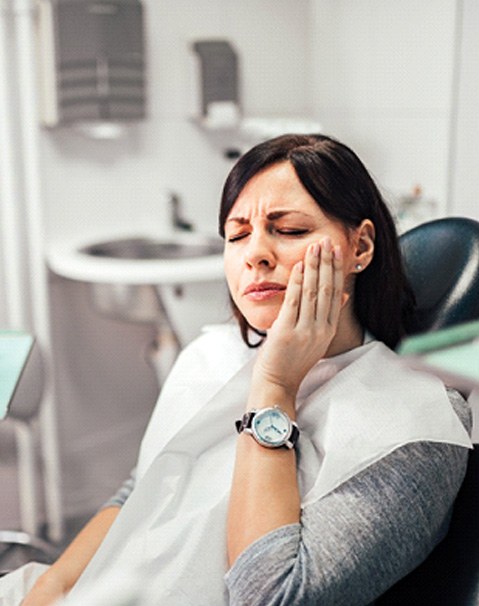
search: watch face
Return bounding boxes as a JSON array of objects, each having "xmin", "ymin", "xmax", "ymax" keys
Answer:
[{"xmin": 252, "ymin": 408, "xmax": 292, "ymax": 447}]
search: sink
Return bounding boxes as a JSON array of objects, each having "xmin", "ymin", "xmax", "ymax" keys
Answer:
[
  {"xmin": 47, "ymin": 231, "xmax": 225, "ymax": 286},
  {"xmin": 80, "ymin": 236, "xmax": 224, "ymax": 261},
  {"xmin": 47, "ymin": 230, "xmax": 226, "ymax": 324},
  {"xmin": 47, "ymin": 230, "xmax": 228, "ymax": 382}
]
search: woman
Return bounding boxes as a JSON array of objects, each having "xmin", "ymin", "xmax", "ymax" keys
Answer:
[{"xmin": 22, "ymin": 134, "xmax": 471, "ymax": 605}]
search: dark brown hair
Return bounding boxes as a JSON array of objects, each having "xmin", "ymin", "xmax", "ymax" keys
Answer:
[{"xmin": 219, "ymin": 134, "xmax": 416, "ymax": 350}]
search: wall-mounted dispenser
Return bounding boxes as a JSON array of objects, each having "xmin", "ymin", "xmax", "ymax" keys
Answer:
[
  {"xmin": 191, "ymin": 38, "xmax": 323, "ymax": 159},
  {"xmin": 36, "ymin": 0, "xmax": 146, "ymax": 128},
  {"xmin": 192, "ymin": 40, "xmax": 240, "ymax": 129}
]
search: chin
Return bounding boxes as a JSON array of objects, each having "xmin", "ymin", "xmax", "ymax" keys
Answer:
[
  {"xmin": 242, "ymin": 307, "xmax": 278, "ymax": 333},
  {"xmin": 249, "ymin": 321, "xmax": 272, "ymax": 333}
]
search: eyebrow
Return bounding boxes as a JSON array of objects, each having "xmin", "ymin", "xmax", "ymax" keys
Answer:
[{"xmin": 226, "ymin": 210, "xmax": 311, "ymax": 224}]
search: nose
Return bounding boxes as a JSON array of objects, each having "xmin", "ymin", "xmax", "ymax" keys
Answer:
[{"xmin": 244, "ymin": 230, "xmax": 276, "ymax": 269}]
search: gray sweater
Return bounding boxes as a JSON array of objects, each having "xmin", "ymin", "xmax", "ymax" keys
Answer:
[{"xmin": 104, "ymin": 389, "xmax": 471, "ymax": 606}]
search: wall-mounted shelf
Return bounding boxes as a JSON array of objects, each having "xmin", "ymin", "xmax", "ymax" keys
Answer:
[{"xmin": 192, "ymin": 115, "xmax": 324, "ymax": 159}]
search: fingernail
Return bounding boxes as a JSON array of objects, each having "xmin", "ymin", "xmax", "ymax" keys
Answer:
[
  {"xmin": 296, "ymin": 260, "xmax": 304, "ymax": 272},
  {"xmin": 333, "ymin": 245, "xmax": 342, "ymax": 259},
  {"xmin": 312, "ymin": 242, "xmax": 320, "ymax": 257},
  {"xmin": 322, "ymin": 237, "xmax": 332, "ymax": 252}
]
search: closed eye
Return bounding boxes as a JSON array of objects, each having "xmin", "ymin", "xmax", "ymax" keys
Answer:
[
  {"xmin": 276, "ymin": 228, "xmax": 309, "ymax": 236},
  {"xmin": 227, "ymin": 228, "xmax": 309, "ymax": 242},
  {"xmin": 227, "ymin": 232, "xmax": 250, "ymax": 243}
]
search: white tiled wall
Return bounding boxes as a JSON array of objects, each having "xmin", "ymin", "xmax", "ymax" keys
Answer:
[
  {"xmin": 309, "ymin": 0, "xmax": 458, "ymax": 215},
  {"xmin": 41, "ymin": 0, "xmax": 312, "ymax": 242},
  {"xmin": 450, "ymin": 0, "xmax": 479, "ymax": 219}
]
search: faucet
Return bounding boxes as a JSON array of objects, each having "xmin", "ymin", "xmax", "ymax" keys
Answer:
[{"xmin": 170, "ymin": 192, "xmax": 194, "ymax": 232}]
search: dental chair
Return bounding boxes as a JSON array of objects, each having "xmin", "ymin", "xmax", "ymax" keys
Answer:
[
  {"xmin": 0, "ymin": 333, "xmax": 58, "ymax": 574},
  {"xmin": 377, "ymin": 217, "xmax": 479, "ymax": 605},
  {"xmin": 399, "ymin": 216, "xmax": 479, "ymax": 332}
]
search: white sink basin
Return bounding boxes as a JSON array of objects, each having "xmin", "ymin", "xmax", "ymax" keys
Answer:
[
  {"xmin": 47, "ymin": 231, "xmax": 225, "ymax": 286},
  {"xmin": 47, "ymin": 231, "xmax": 226, "ymax": 325},
  {"xmin": 80, "ymin": 236, "xmax": 224, "ymax": 261}
]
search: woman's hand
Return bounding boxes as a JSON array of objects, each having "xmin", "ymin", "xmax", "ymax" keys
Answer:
[
  {"xmin": 229, "ymin": 237, "xmax": 344, "ymax": 563},
  {"xmin": 251, "ymin": 237, "xmax": 345, "ymax": 403}
]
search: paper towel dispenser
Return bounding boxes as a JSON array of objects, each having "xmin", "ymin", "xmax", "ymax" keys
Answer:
[
  {"xmin": 192, "ymin": 40, "xmax": 240, "ymax": 121},
  {"xmin": 36, "ymin": 0, "xmax": 146, "ymax": 127}
]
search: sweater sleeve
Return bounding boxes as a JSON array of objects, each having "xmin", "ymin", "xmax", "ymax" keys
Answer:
[
  {"xmin": 100, "ymin": 468, "xmax": 136, "ymax": 509},
  {"xmin": 225, "ymin": 389, "xmax": 471, "ymax": 606}
]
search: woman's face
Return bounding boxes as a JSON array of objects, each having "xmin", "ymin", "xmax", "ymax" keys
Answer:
[{"xmin": 223, "ymin": 161, "xmax": 361, "ymax": 331}]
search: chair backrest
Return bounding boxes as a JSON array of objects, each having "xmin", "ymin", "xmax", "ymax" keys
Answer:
[
  {"xmin": 399, "ymin": 217, "xmax": 479, "ymax": 334},
  {"xmin": 377, "ymin": 217, "xmax": 479, "ymax": 605}
]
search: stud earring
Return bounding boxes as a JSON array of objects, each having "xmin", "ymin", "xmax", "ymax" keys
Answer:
[{"xmin": 355, "ymin": 264, "xmax": 363, "ymax": 271}]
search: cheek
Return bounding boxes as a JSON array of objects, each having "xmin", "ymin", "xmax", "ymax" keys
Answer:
[
  {"xmin": 336, "ymin": 238, "xmax": 356, "ymax": 273},
  {"xmin": 223, "ymin": 254, "xmax": 239, "ymax": 294},
  {"xmin": 288, "ymin": 243, "xmax": 310, "ymax": 265},
  {"xmin": 279, "ymin": 241, "xmax": 311, "ymax": 275}
]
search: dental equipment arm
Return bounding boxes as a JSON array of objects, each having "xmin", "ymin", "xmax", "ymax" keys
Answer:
[{"xmin": 22, "ymin": 506, "xmax": 120, "ymax": 605}]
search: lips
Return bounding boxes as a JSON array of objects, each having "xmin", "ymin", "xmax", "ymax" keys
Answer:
[{"xmin": 243, "ymin": 282, "xmax": 286, "ymax": 301}]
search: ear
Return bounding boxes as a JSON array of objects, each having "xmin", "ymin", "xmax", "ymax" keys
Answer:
[{"xmin": 351, "ymin": 219, "xmax": 375, "ymax": 273}]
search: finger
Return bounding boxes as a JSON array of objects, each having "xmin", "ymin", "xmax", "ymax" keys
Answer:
[
  {"xmin": 297, "ymin": 242, "xmax": 320, "ymax": 326},
  {"xmin": 315, "ymin": 237, "xmax": 334, "ymax": 326},
  {"xmin": 274, "ymin": 260, "xmax": 304, "ymax": 327},
  {"xmin": 327, "ymin": 245, "xmax": 345, "ymax": 327}
]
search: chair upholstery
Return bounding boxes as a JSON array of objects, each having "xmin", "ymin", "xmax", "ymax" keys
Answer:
[
  {"xmin": 399, "ymin": 217, "xmax": 479, "ymax": 333},
  {"xmin": 377, "ymin": 217, "xmax": 479, "ymax": 605}
]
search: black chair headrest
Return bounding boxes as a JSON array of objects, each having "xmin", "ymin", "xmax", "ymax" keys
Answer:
[{"xmin": 400, "ymin": 217, "xmax": 479, "ymax": 334}]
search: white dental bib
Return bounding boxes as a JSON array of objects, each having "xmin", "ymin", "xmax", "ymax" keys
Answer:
[{"xmin": 66, "ymin": 324, "xmax": 472, "ymax": 605}]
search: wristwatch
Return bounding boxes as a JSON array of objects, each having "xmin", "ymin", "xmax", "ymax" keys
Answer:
[{"xmin": 235, "ymin": 406, "xmax": 299, "ymax": 449}]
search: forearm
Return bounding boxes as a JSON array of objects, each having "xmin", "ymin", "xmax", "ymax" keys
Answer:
[
  {"xmin": 227, "ymin": 385, "xmax": 300, "ymax": 566},
  {"xmin": 26, "ymin": 506, "xmax": 120, "ymax": 601},
  {"xmin": 227, "ymin": 240, "xmax": 344, "ymax": 567},
  {"xmin": 226, "ymin": 439, "xmax": 470, "ymax": 606}
]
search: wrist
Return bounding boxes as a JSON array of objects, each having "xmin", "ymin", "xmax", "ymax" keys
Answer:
[
  {"xmin": 247, "ymin": 382, "xmax": 297, "ymax": 418},
  {"xmin": 236, "ymin": 406, "xmax": 300, "ymax": 450}
]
